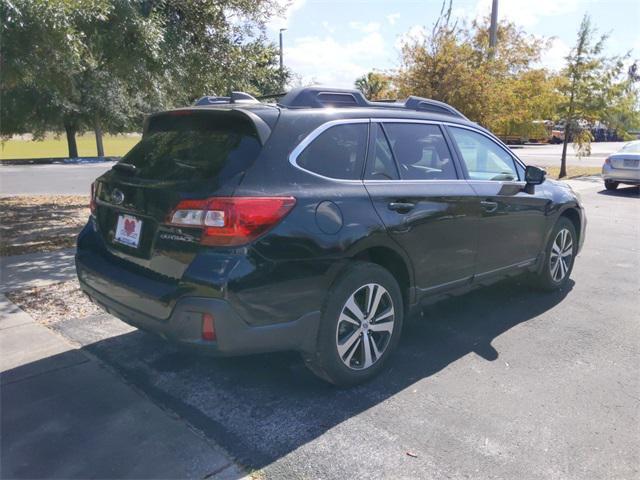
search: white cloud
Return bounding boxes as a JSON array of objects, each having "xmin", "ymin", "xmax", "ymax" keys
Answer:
[
  {"xmin": 394, "ymin": 24, "xmax": 427, "ymax": 51},
  {"xmin": 321, "ymin": 21, "xmax": 335, "ymax": 34},
  {"xmin": 538, "ymin": 37, "xmax": 570, "ymax": 71},
  {"xmin": 284, "ymin": 32, "xmax": 387, "ymax": 87},
  {"xmin": 268, "ymin": 0, "xmax": 306, "ymax": 31},
  {"xmin": 386, "ymin": 13, "xmax": 400, "ymax": 26},
  {"xmin": 348, "ymin": 21, "xmax": 381, "ymax": 33},
  {"xmin": 473, "ymin": 0, "xmax": 582, "ymax": 27}
]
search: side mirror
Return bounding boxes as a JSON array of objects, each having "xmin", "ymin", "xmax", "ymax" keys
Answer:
[{"xmin": 525, "ymin": 165, "xmax": 546, "ymax": 185}]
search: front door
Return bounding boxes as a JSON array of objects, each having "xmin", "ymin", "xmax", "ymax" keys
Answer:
[
  {"xmin": 364, "ymin": 122, "xmax": 479, "ymax": 294},
  {"xmin": 446, "ymin": 125, "xmax": 550, "ymax": 276}
]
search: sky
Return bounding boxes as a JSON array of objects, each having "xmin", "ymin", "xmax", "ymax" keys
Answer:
[{"xmin": 266, "ymin": 0, "xmax": 640, "ymax": 88}]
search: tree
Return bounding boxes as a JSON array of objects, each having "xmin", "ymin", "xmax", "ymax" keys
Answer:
[
  {"xmin": 395, "ymin": 1, "xmax": 559, "ymax": 140},
  {"xmin": 355, "ymin": 71, "xmax": 394, "ymax": 100},
  {"xmin": 1, "ymin": 0, "xmax": 286, "ymax": 158},
  {"xmin": 1, "ymin": 0, "xmax": 164, "ymax": 157},
  {"xmin": 558, "ymin": 15, "xmax": 630, "ymax": 177}
]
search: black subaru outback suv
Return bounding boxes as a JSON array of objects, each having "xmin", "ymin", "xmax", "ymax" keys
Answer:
[{"xmin": 76, "ymin": 87, "xmax": 586, "ymax": 386}]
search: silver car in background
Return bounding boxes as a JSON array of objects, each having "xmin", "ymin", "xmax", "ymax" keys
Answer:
[{"xmin": 603, "ymin": 140, "xmax": 640, "ymax": 190}]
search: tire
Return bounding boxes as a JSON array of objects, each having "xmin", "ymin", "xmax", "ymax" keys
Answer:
[
  {"xmin": 534, "ymin": 217, "xmax": 577, "ymax": 291},
  {"xmin": 304, "ymin": 262, "xmax": 404, "ymax": 386},
  {"xmin": 604, "ymin": 180, "xmax": 619, "ymax": 191}
]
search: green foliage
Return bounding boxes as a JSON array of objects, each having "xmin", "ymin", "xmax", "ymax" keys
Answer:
[
  {"xmin": 355, "ymin": 71, "xmax": 395, "ymax": 100},
  {"xmin": 558, "ymin": 14, "xmax": 636, "ymax": 175},
  {"xmin": 395, "ymin": 3, "xmax": 561, "ymax": 141},
  {"xmin": 1, "ymin": 0, "xmax": 286, "ymax": 156}
]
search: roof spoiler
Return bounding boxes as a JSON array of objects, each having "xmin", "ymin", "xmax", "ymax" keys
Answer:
[{"xmin": 143, "ymin": 107, "xmax": 272, "ymax": 145}]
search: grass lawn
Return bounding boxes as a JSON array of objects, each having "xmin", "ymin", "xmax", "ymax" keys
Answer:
[
  {"xmin": 0, "ymin": 133, "xmax": 141, "ymax": 159},
  {"xmin": 543, "ymin": 166, "xmax": 602, "ymax": 179}
]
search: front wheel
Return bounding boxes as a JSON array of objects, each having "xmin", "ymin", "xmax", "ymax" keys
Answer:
[
  {"xmin": 304, "ymin": 262, "xmax": 403, "ymax": 386},
  {"xmin": 534, "ymin": 217, "xmax": 577, "ymax": 291},
  {"xmin": 604, "ymin": 180, "xmax": 619, "ymax": 191}
]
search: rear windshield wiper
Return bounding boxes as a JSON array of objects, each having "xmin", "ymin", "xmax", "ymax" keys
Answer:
[{"xmin": 113, "ymin": 162, "xmax": 137, "ymax": 175}]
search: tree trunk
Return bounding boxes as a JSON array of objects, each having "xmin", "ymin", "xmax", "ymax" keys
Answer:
[
  {"xmin": 64, "ymin": 122, "xmax": 79, "ymax": 159},
  {"xmin": 559, "ymin": 124, "xmax": 570, "ymax": 178},
  {"xmin": 94, "ymin": 117, "xmax": 105, "ymax": 157}
]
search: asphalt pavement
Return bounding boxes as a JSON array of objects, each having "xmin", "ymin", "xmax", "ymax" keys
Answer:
[
  {"xmin": 0, "ymin": 142, "xmax": 627, "ymax": 196},
  {"xmin": 7, "ymin": 179, "xmax": 637, "ymax": 479},
  {"xmin": 0, "ymin": 162, "xmax": 115, "ymax": 196}
]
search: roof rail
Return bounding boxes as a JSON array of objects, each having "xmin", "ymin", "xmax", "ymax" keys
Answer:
[
  {"xmin": 278, "ymin": 86, "xmax": 468, "ymax": 119},
  {"xmin": 194, "ymin": 91, "xmax": 260, "ymax": 106},
  {"xmin": 404, "ymin": 96, "xmax": 467, "ymax": 119}
]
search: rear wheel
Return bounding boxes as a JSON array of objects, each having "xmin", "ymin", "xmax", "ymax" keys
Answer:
[
  {"xmin": 305, "ymin": 262, "xmax": 403, "ymax": 386},
  {"xmin": 605, "ymin": 180, "xmax": 619, "ymax": 190},
  {"xmin": 534, "ymin": 217, "xmax": 577, "ymax": 291}
]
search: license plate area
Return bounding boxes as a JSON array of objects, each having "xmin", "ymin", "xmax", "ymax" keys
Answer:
[
  {"xmin": 114, "ymin": 214, "xmax": 143, "ymax": 248},
  {"xmin": 623, "ymin": 158, "xmax": 639, "ymax": 168}
]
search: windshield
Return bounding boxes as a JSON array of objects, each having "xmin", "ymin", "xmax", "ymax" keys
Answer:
[{"xmin": 118, "ymin": 112, "xmax": 261, "ymax": 182}]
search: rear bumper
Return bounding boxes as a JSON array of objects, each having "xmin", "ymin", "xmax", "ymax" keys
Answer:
[
  {"xmin": 602, "ymin": 164, "xmax": 640, "ymax": 184},
  {"xmin": 75, "ymin": 224, "xmax": 321, "ymax": 355},
  {"xmin": 78, "ymin": 276, "xmax": 319, "ymax": 355}
]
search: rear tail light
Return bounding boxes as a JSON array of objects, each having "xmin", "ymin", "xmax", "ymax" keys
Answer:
[
  {"xmin": 168, "ymin": 196, "xmax": 296, "ymax": 246},
  {"xmin": 201, "ymin": 313, "xmax": 216, "ymax": 341},
  {"xmin": 90, "ymin": 182, "xmax": 97, "ymax": 214},
  {"xmin": 604, "ymin": 156, "xmax": 611, "ymax": 166}
]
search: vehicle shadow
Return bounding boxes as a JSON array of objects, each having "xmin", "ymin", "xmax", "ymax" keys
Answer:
[
  {"xmin": 1, "ymin": 276, "xmax": 575, "ymax": 477},
  {"xmin": 597, "ymin": 185, "xmax": 640, "ymax": 197}
]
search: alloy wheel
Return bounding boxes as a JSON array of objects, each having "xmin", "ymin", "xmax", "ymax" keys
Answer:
[
  {"xmin": 549, "ymin": 228, "xmax": 573, "ymax": 282},
  {"xmin": 335, "ymin": 283, "xmax": 395, "ymax": 370}
]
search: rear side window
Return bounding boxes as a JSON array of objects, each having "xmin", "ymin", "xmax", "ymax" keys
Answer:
[
  {"xmin": 119, "ymin": 112, "xmax": 261, "ymax": 182},
  {"xmin": 383, "ymin": 123, "xmax": 457, "ymax": 180},
  {"xmin": 449, "ymin": 127, "xmax": 519, "ymax": 181},
  {"xmin": 296, "ymin": 123, "xmax": 368, "ymax": 180},
  {"xmin": 365, "ymin": 124, "xmax": 399, "ymax": 180}
]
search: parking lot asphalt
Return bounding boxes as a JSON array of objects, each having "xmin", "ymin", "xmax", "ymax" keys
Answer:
[{"xmin": 26, "ymin": 180, "xmax": 638, "ymax": 479}]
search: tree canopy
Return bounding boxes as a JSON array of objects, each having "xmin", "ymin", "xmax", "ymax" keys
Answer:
[{"xmin": 1, "ymin": 0, "xmax": 286, "ymax": 157}]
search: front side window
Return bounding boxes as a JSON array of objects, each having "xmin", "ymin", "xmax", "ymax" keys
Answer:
[
  {"xmin": 383, "ymin": 123, "xmax": 457, "ymax": 180},
  {"xmin": 449, "ymin": 127, "xmax": 519, "ymax": 181},
  {"xmin": 296, "ymin": 123, "xmax": 368, "ymax": 180}
]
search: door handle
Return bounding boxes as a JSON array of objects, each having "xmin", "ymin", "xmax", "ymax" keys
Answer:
[
  {"xmin": 481, "ymin": 200, "xmax": 499, "ymax": 213},
  {"xmin": 388, "ymin": 201, "xmax": 416, "ymax": 213}
]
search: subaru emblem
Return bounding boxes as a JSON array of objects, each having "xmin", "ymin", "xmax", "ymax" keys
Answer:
[{"xmin": 111, "ymin": 189, "xmax": 125, "ymax": 205}]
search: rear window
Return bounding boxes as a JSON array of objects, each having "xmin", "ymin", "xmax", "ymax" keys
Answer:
[
  {"xmin": 622, "ymin": 141, "xmax": 640, "ymax": 153},
  {"xmin": 119, "ymin": 112, "xmax": 261, "ymax": 181}
]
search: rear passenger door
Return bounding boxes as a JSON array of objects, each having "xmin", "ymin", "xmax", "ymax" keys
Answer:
[
  {"xmin": 364, "ymin": 121, "xmax": 479, "ymax": 293},
  {"xmin": 446, "ymin": 126, "xmax": 550, "ymax": 276}
]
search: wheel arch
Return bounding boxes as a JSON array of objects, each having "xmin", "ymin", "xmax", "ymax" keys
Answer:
[
  {"xmin": 350, "ymin": 246, "xmax": 414, "ymax": 312},
  {"xmin": 559, "ymin": 206, "xmax": 582, "ymax": 245}
]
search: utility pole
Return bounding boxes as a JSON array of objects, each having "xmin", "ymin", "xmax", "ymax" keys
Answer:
[
  {"xmin": 488, "ymin": 0, "xmax": 498, "ymax": 59},
  {"xmin": 279, "ymin": 28, "xmax": 287, "ymax": 90}
]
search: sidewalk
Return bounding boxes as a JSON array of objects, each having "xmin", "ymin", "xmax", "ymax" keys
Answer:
[
  {"xmin": 0, "ymin": 294, "xmax": 245, "ymax": 479},
  {"xmin": 0, "ymin": 248, "xmax": 77, "ymax": 293}
]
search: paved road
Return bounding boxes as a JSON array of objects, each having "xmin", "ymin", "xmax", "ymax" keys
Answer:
[
  {"xmin": 38, "ymin": 179, "xmax": 639, "ymax": 479},
  {"xmin": 0, "ymin": 142, "xmax": 627, "ymax": 196},
  {"xmin": 514, "ymin": 141, "xmax": 623, "ymax": 168},
  {"xmin": 0, "ymin": 162, "xmax": 114, "ymax": 196}
]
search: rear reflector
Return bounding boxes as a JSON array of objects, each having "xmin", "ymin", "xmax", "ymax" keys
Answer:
[
  {"xmin": 202, "ymin": 313, "xmax": 216, "ymax": 341},
  {"xmin": 168, "ymin": 196, "xmax": 296, "ymax": 246}
]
